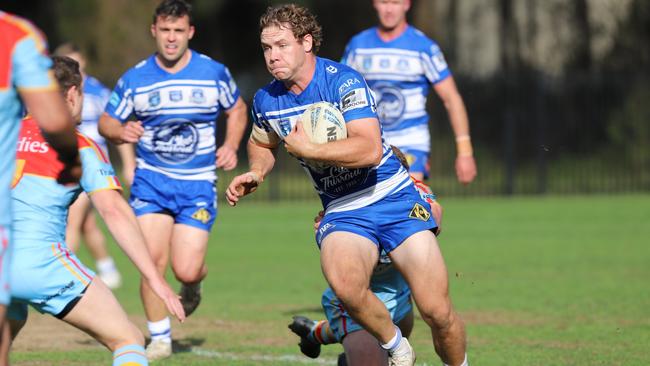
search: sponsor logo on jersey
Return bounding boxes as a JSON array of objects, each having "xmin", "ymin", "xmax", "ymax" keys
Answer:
[
  {"xmin": 316, "ymin": 165, "xmax": 370, "ymax": 197},
  {"xmin": 409, "ymin": 202, "xmax": 430, "ymax": 221},
  {"xmin": 148, "ymin": 91, "xmax": 161, "ymax": 107},
  {"xmin": 326, "ymin": 65, "xmax": 338, "ymax": 74},
  {"xmin": 191, "ymin": 88, "xmax": 206, "ymax": 104},
  {"xmin": 341, "ymin": 88, "xmax": 369, "ymax": 113},
  {"xmin": 150, "ymin": 119, "xmax": 199, "ymax": 164},
  {"xmin": 16, "ymin": 137, "xmax": 49, "ymax": 153},
  {"xmin": 191, "ymin": 208, "xmax": 211, "ymax": 224},
  {"xmin": 338, "ymin": 78, "xmax": 361, "ymax": 94},
  {"xmin": 374, "ymin": 83, "xmax": 405, "ymax": 127},
  {"xmin": 169, "ymin": 90, "xmax": 183, "ymax": 102}
]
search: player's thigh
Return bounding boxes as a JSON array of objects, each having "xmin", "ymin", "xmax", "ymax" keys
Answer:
[
  {"xmin": 389, "ymin": 230, "xmax": 451, "ymax": 314},
  {"xmin": 342, "ymin": 330, "xmax": 388, "ymax": 366},
  {"xmin": 81, "ymin": 208, "xmax": 100, "ymax": 234},
  {"xmin": 62, "ymin": 279, "xmax": 142, "ymax": 350},
  {"xmin": 320, "ymin": 231, "xmax": 378, "ymax": 292},
  {"xmin": 67, "ymin": 192, "xmax": 92, "ymax": 230},
  {"xmin": 170, "ymin": 223, "xmax": 209, "ymax": 277},
  {"xmin": 137, "ymin": 213, "xmax": 174, "ymax": 266}
]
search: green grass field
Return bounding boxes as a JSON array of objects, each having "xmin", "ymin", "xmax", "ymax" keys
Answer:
[{"xmin": 11, "ymin": 194, "xmax": 650, "ymax": 365}]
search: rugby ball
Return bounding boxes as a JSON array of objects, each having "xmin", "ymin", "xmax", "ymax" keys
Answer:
[{"xmin": 300, "ymin": 102, "xmax": 347, "ymax": 144}]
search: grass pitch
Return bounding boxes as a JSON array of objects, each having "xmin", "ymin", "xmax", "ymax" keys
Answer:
[{"xmin": 11, "ymin": 194, "xmax": 650, "ymax": 365}]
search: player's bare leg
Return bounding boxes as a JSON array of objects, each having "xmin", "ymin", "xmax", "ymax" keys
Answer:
[
  {"xmin": 63, "ymin": 279, "xmax": 148, "ymax": 365},
  {"xmin": 170, "ymin": 224, "xmax": 208, "ymax": 316},
  {"xmin": 320, "ymin": 232, "xmax": 397, "ymax": 343},
  {"xmin": 66, "ymin": 192, "xmax": 92, "ymax": 253},
  {"xmin": 138, "ymin": 213, "xmax": 174, "ymax": 360},
  {"xmin": 390, "ymin": 230, "xmax": 467, "ymax": 366}
]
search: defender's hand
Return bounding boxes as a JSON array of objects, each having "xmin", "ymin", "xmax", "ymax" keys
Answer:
[
  {"xmin": 455, "ymin": 155, "xmax": 477, "ymax": 185},
  {"xmin": 226, "ymin": 172, "xmax": 261, "ymax": 206},
  {"xmin": 216, "ymin": 144, "xmax": 238, "ymax": 171},
  {"xmin": 120, "ymin": 121, "xmax": 144, "ymax": 143}
]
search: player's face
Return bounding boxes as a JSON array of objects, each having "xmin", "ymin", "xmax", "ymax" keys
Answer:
[
  {"xmin": 151, "ymin": 15, "xmax": 195, "ymax": 64},
  {"xmin": 374, "ymin": 0, "xmax": 410, "ymax": 30},
  {"xmin": 260, "ymin": 24, "xmax": 312, "ymax": 82}
]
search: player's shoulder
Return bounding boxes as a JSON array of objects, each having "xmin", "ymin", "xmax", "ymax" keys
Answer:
[
  {"xmin": 318, "ymin": 57, "xmax": 366, "ymax": 90},
  {"xmin": 190, "ymin": 49, "xmax": 230, "ymax": 73},
  {"xmin": 84, "ymin": 75, "xmax": 108, "ymax": 93},
  {"xmin": 253, "ymin": 79, "xmax": 284, "ymax": 108},
  {"xmin": 406, "ymin": 25, "xmax": 441, "ymax": 51}
]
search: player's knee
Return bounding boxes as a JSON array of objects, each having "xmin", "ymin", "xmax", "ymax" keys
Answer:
[
  {"xmin": 173, "ymin": 265, "xmax": 204, "ymax": 284},
  {"xmin": 330, "ymin": 283, "xmax": 366, "ymax": 311},
  {"xmin": 419, "ymin": 298, "xmax": 454, "ymax": 331}
]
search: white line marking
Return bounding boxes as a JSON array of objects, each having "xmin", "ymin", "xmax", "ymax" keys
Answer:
[{"xmin": 191, "ymin": 347, "xmax": 338, "ymax": 364}]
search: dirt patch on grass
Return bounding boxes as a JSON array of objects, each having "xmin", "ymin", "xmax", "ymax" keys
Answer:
[{"xmin": 458, "ymin": 310, "xmax": 550, "ymax": 327}]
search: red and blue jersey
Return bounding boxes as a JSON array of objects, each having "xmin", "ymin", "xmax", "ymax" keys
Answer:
[
  {"xmin": 0, "ymin": 11, "xmax": 57, "ymax": 226},
  {"xmin": 12, "ymin": 117, "xmax": 121, "ymax": 246}
]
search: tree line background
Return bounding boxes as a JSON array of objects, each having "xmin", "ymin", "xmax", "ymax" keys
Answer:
[{"xmin": 4, "ymin": 0, "xmax": 649, "ymax": 197}]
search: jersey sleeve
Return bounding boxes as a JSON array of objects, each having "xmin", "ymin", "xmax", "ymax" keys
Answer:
[
  {"xmin": 104, "ymin": 76, "xmax": 134, "ymax": 123},
  {"xmin": 250, "ymin": 93, "xmax": 280, "ymax": 147},
  {"xmin": 12, "ymin": 24, "xmax": 56, "ymax": 91},
  {"xmin": 217, "ymin": 66, "xmax": 241, "ymax": 110},
  {"xmin": 421, "ymin": 41, "xmax": 451, "ymax": 85},
  {"xmin": 78, "ymin": 135, "xmax": 122, "ymax": 194},
  {"xmin": 340, "ymin": 40, "xmax": 355, "ymax": 66},
  {"xmin": 336, "ymin": 70, "xmax": 377, "ymax": 122}
]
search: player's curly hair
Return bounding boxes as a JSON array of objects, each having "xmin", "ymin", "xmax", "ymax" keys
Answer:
[
  {"xmin": 51, "ymin": 56, "xmax": 82, "ymax": 95},
  {"xmin": 153, "ymin": 0, "xmax": 193, "ymax": 25},
  {"xmin": 259, "ymin": 4, "xmax": 323, "ymax": 54}
]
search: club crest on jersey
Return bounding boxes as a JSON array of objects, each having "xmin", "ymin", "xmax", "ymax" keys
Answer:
[
  {"xmin": 397, "ymin": 59, "xmax": 409, "ymax": 71},
  {"xmin": 409, "ymin": 203, "xmax": 430, "ymax": 221},
  {"xmin": 191, "ymin": 88, "xmax": 206, "ymax": 104},
  {"xmin": 374, "ymin": 83, "xmax": 405, "ymax": 127},
  {"xmin": 362, "ymin": 57, "xmax": 372, "ymax": 71},
  {"xmin": 148, "ymin": 91, "xmax": 161, "ymax": 107},
  {"xmin": 169, "ymin": 90, "xmax": 183, "ymax": 102},
  {"xmin": 150, "ymin": 119, "xmax": 199, "ymax": 164},
  {"xmin": 191, "ymin": 208, "xmax": 211, "ymax": 224}
]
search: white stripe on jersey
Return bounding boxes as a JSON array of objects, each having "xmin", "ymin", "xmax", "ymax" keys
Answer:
[
  {"xmin": 133, "ymin": 85, "xmax": 219, "ymax": 115},
  {"xmin": 136, "ymin": 158, "xmax": 216, "ymax": 181},
  {"xmin": 353, "ymin": 48, "xmax": 420, "ymax": 57},
  {"xmin": 384, "ymin": 125, "xmax": 431, "ymax": 152},
  {"xmin": 135, "ymin": 79, "xmax": 217, "ymax": 93},
  {"xmin": 138, "ymin": 108, "xmax": 218, "ymax": 117},
  {"xmin": 266, "ymin": 104, "xmax": 311, "ymax": 117}
]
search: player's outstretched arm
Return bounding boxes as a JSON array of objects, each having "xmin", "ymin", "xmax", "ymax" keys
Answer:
[
  {"xmin": 433, "ymin": 77, "xmax": 477, "ymax": 184},
  {"xmin": 225, "ymin": 139, "xmax": 275, "ymax": 206},
  {"xmin": 217, "ymin": 97, "xmax": 248, "ymax": 171},
  {"xmin": 89, "ymin": 189, "xmax": 186, "ymax": 322},
  {"xmin": 21, "ymin": 89, "xmax": 81, "ymax": 183},
  {"xmin": 98, "ymin": 113, "xmax": 144, "ymax": 144},
  {"xmin": 116, "ymin": 143, "xmax": 136, "ymax": 186}
]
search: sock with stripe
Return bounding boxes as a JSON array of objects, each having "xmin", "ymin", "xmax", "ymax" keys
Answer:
[
  {"xmin": 147, "ymin": 317, "xmax": 171, "ymax": 343},
  {"xmin": 307, "ymin": 320, "xmax": 337, "ymax": 345},
  {"xmin": 113, "ymin": 344, "xmax": 147, "ymax": 366},
  {"xmin": 380, "ymin": 325, "xmax": 402, "ymax": 351}
]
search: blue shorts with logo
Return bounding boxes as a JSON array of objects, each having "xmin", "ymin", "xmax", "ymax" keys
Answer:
[
  {"xmin": 0, "ymin": 226, "xmax": 11, "ymax": 306},
  {"xmin": 130, "ymin": 169, "xmax": 217, "ymax": 231},
  {"xmin": 316, "ymin": 184, "xmax": 438, "ymax": 253},
  {"xmin": 400, "ymin": 148, "xmax": 430, "ymax": 179},
  {"xmin": 7, "ymin": 241, "xmax": 95, "ymax": 320},
  {"xmin": 322, "ymin": 264, "xmax": 412, "ymax": 341}
]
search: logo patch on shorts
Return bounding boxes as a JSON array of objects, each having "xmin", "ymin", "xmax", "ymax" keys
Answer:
[
  {"xmin": 409, "ymin": 203, "xmax": 430, "ymax": 221},
  {"xmin": 191, "ymin": 208, "xmax": 211, "ymax": 224}
]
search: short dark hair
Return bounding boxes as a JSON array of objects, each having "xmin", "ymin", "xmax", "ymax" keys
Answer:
[
  {"xmin": 153, "ymin": 0, "xmax": 193, "ymax": 24},
  {"xmin": 259, "ymin": 4, "xmax": 323, "ymax": 54},
  {"xmin": 51, "ymin": 56, "xmax": 82, "ymax": 94}
]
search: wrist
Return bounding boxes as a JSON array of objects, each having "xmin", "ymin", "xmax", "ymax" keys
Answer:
[{"xmin": 455, "ymin": 135, "xmax": 473, "ymax": 157}]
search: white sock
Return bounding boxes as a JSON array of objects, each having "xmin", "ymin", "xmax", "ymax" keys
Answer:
[
  {"xmin": 96, "ymin": 257, "xmax": 117, "ymax": 273},
  {"xmin": 148, "ymin": 317, "xmax": 171, "ymax": 343},
  {"xmin": 444, "ymin": 354, "xmax": 469, "ymax": 366},
  {"xmin": 380, "ymin": 325, "xmax": 402, "ymax": 351}
]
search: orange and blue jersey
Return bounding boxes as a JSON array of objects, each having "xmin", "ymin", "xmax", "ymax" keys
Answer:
[
  {"xmin": 8, "ymin": 116, "xmax": 121, "ymax": 319},
  {"xmin": 12, "ymin": 116, "xmax": 121, "ymax": 245}
]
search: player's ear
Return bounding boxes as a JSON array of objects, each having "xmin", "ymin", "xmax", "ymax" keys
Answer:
[
  {"xmin": 150, "ymin": 23, "xmax": 156, "ymax": 38},
  {"xmin": 302, "ymin": 34, "xmax": 314, "ymax": 54},
  {"xmin": 188, "ymin": 25, "xmax": 195, "ymax": 40}
]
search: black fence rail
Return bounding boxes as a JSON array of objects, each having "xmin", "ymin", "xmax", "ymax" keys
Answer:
[{"xmin": 213, "ymin": 72, "xmax": 649, "ymax": 201}]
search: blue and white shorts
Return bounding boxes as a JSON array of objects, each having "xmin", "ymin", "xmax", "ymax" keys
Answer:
[
  {"xmin": 8, "ymin": 241, "xmax": 95, "ymax": 320},
  {"xmin": 130, "ymin": 169, "xmax": 217, "ymax": 231},
  {"xmin": 316, "ymin": 183, "xmax": 438, "ymax": 253}
]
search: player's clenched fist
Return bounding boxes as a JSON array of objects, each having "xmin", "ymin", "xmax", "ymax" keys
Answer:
[
  {"xmin": 226, "ymin": 171, "xmax": 261, "ymax": 206},
  {"xmin": 120, "ymin": 120, "xmax": 145, "ymax": 143}
]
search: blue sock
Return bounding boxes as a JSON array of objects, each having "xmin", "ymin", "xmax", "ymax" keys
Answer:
[{"xmin": 113, "ymin": 344, "xmax": 147, "ymax": 366}]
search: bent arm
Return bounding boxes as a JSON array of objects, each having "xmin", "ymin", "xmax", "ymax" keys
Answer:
[
  {"xmin": 99, "ymin": 113, "xmax": 126, "ymax": 144},
  {"xmin": 222, "ymin": 97, "xmax": 248, "ymax": 151},
  {"xmin": 248, "ymin": 139, "xmax": 277, "ymax": 181}
]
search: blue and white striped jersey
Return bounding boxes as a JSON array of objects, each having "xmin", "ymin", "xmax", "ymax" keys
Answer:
[
  {"xmin": 252, "ymin": 57, "xmax": 411, "ymax": 212},
  {"xmin": 79, "ymin": 75, "xmax": 110, "ymax": 153},
  {"xmin": 105, "ymin": 50, "xmax": 240, "ymax": 181},
  {"xmin": 342, "ymin": 26, "xmax": 451, "ymax": 152}
]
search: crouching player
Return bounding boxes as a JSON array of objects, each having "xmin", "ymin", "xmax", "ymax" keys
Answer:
[
  {"xmin": 3, "ymin": 56, "xmax": 185, "ymax": 365},
  {"xmin": 289, "ymin": 146, "xmax": 442, "ymax": 366}
]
